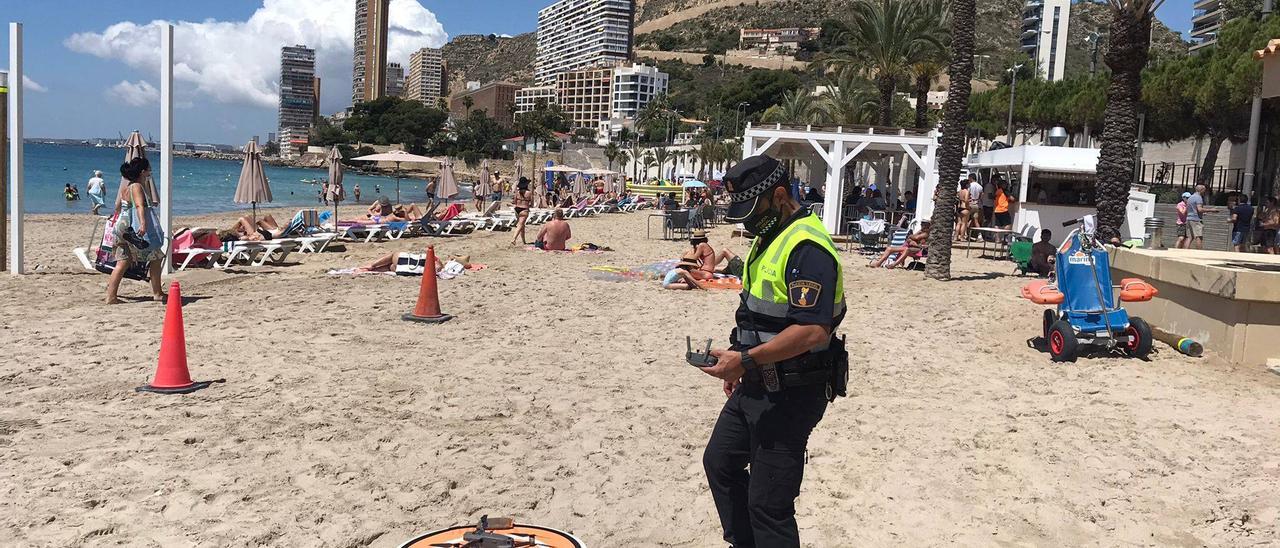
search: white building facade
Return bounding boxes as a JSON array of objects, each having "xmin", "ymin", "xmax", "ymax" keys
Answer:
[
  {"xmin": 515, "ymin": 85, "xmax": 558, "ymax": 114},
  {"xmin": 535, "ymin": 0, "xmax": 634, "ymax": 86},
  {"xmin": 611, "ymin": 63, "xmax": 667, "ymax": 120},
  {"xmin": 1020, "ymin": 0, "xmax": 1070, "ymax": 81}
]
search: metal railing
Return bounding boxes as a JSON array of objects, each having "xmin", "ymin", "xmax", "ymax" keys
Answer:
[{"xmin": 1139, "ymin": 161, "xmax": 1243, "ymax": 195}]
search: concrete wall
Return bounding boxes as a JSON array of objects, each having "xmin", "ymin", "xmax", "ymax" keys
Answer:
[{"xmin": 635, "ymin": 49, "xmax": 809, "ymax": 71}]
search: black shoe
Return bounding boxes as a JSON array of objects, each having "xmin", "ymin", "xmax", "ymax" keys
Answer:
[{"xmin": 121, "ymin": 227, "xmax": 149, "ymax": 249}]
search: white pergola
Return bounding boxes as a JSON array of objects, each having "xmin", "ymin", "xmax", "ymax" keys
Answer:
[{"xmin": 743, "ymin": 123, "xmax": 939, "ymax": 234}]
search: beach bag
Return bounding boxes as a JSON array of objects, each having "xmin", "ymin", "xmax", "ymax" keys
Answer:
[
  {"xmin": 93, "ymin": 213, "xmax": 150, "ymax": 280},
  {"xmin": 394, "ymin": 252, "xmax": 428, "ymax": 276}
]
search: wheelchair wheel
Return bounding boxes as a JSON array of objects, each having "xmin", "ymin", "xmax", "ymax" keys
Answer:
[
  {"xmin": 1042, "ymin": 309, "xmax": 1058, "ymax": 341},
  {"xmin": 1123, "ymin": 317, "xmax": 1154, "ymax": 359},
  {"xmin": 1048, "ymin": 321, "xmax": 1078, "ymax": 362}
]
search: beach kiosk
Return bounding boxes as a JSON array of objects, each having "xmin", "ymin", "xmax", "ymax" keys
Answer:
[
  {"xmin": 964, "ymin": 145, "xmax": 1155, "ymax": 244},
  {"xmin": 742, "ymin": 123, "xmax": 939, "ymax": 234}
]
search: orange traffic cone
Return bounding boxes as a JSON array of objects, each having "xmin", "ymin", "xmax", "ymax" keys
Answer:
[
  {"xmin": 137, "ymin": 282, "xmax": 223, "ymax": 394},
  {"xmin": 403, "ymin": 245, "xmax": 454, "ymax": 324}
]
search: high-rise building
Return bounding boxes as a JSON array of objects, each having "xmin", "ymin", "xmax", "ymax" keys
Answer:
[
  {"xmin": 385, "ymin": 62, "xmax": 405, "ymax": 97},
  {"xmin": 312, "ymin": 77, "xmax": 321, "ymax": 121},
  {"xmin": 1190, "ymin": 0, "xmax": 1226, "ymax": 51},
  {"xmin": 449, "ymin": 82, "xmax": 520, "ymax": 126},
  {"xmin": 555, "ymin": 67, "xmax": 614, "ymax": 129},
  {"xmin": 535, "ymin": 0, "xmax": 634, "ymax": 85},
  {"xmin": 406, "ymin": 47, "xmax": 444, "ymax": 106},
  {"xmin": 278, "ymin": 45, "xmax": 316, "ymax": 159},
  {"xmin": 1020, "ymin": 0, "xmax": 1070, "ymax": 81},
  {"xmin": 610, "ymin": 63, "xmax": 667, "ymax": 121},
  {"xmin": 353, "ymin": 0, "xmax": 390, "ymax": 103}
]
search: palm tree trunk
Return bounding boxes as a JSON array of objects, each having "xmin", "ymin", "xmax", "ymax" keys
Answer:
[
  {"xmin": 877, "ymin": 76, "xmax": 896, "ymax": 126},
  {"xmin": 914, "ymin": 73, "xmax": 931, "ymax": 129},
  {"xmin": 1094, "ymin": 7, "xmax": 1152, "ymax": 242},
  {"xmin": 1195, "ymin": 133, "xmax": 1224, "ymax": 188},
  {"xmin": 924, "ymin": 0, "xmax": 976, "ymax": 280}
]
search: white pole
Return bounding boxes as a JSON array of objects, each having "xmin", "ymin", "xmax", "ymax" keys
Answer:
[
  {"xmin": 9, "ymin": 22, "xmax": 23, "ymax": 275},
  {"xmin": 160, "ymin": 24, "xmax": 173, "ymax": 274}
]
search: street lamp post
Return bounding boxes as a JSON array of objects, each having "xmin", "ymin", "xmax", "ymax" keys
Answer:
[
  {"xmin": 735, "ymin": 101, "xmax": 749, "ymax": 138},
  {"xmin": 1006, "ymin": 63, "xmax": 1024, "ymax": 147}
]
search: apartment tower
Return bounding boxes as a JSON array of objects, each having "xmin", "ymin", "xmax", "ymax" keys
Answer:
[
  {"xmin": 534, "ymin": 0, "xmax": 634, "ymax": 85},
  {"xmin": 406, "ymin": 47, "xmax": 445, "ymax": 107},
  {"xmin": 1020, "ymin": 0, "xmax": 1070, "ymax": 81},
  {"xmin": 353, "ymin": 0, "xmax": 391, "ymax": 103},
  {"xmin": 278, "ymin": 45, "xmax": 316, "ymax": 158}
]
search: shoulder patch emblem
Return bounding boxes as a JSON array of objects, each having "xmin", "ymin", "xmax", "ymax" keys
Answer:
[{"xmin": 788, "ymin": 280, "xmax": 821, "ymax": 308}]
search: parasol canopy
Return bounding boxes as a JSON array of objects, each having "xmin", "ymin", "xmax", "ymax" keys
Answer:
[
  {"xmin": 351, "ymin": 150, "xmax": 443, "ymax": 204},
  {"xmin": 437, "ymin": 157, "xmax": 461, "ymax": 200}
]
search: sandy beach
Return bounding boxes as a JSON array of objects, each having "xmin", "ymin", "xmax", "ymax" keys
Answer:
[{"xmin": 1, "ymin": 206, "xmax": 1278, "ymax": 547}]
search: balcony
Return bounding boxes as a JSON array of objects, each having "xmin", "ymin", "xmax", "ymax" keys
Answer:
[{"xmin": 1192, "ymin": 0, "xmax": 1221, "ymax": 10}]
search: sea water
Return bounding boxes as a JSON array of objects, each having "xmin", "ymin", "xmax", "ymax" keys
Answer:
[{"xmin": 17, "ymin": 143, "xmax": 472, "ymax": 215}]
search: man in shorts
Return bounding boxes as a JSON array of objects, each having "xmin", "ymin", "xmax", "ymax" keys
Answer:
[{"xmin": 1185, "ymin": 185, "xmax": 1214, "ymax": 249}]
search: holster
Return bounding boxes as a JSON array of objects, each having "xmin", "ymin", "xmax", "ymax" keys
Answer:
[{"xmin": 732, "ymin": 329, "xmax": 848, "ymax": 398}]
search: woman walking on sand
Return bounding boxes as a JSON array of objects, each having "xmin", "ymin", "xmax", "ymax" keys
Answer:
[
  {"xmin": 511, "ymin": 177, "xmax": 533, "ymax": 245},
  {"xmin": 106, "ymin": 157, "xmax": 167, "ymax": 304}
]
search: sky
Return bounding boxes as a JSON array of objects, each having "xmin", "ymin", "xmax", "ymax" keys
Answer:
[
  {"xmin": 0, "ymin": 0, "xmax": 1194, "ymax": 146},
  {"xmin": 0, "ymin": 0, "xmax": 548, "ymax": 145}
]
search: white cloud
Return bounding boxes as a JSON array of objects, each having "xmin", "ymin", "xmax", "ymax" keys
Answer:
[
  {"xmin": 106, "ymin": 80, "xmax": 160, "ymax": 107},
  {"xmin": 64, "ymin": 0, "xmax": 447, "ymax": 110},
  {"xmin": 23, "ymin": 75, "xmax": 46, "ymax": 92}
]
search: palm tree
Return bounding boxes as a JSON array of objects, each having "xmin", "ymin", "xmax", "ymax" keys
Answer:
[
  {"xmin": 641, "ymin": 151, "xmax": 657, "ymax": 181},
  {"xmin": 923, "ymin": 0, "xmax": 975, "ymax": 280},
  {"xmin": 604, "ymin": 141, "xmax": 621, "ymax": 171},
  {"xmin": 724, "ymin": 140, "xmax": 742, "ymax": 170},
  {"xmin": 653, "ymin": 147, "xmax": 671, "ymax": 181},
  {"xmin": 462, "ymin": 96, "xmax": 474, "ymax": 114},
  {"xmin": 762, "ymin": 89, "xmax": 820, "ymax": 124},
  {"xmin": 616, "ymin": 150, "xmax": 631, "ymax": 180},
  {"xmin": 630, "ymin": 142, "xmax": 645, "ymax": 181},
  {"xmin": 1094, "ymin": 0, "xmax": 1158, "ymax": 241},
  {"xmin": 819, "ymin": 68, "xmax": 879, "ymax": 125},
  {"xmin": 832, "ymin": 0, "xmax": 943, "ymax": 126},
  {"xmin": 908, "ymin": 0, "xmax": 949, "ymax": 129}
]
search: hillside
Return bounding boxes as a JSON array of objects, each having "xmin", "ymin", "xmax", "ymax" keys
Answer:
[
  {"xmin": 441, "ymin": 33, "xmax": 537, "ymax": 92},
  {"xmin": 636, "ymin": 0, "xmax": 1189, "ymax": 81}
]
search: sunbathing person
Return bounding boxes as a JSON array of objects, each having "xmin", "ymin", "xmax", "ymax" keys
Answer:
[
  {"xmin": 688, "ymin": 229, "xmax": 742, "ymax": 278},
  {"xmin": 662, "ymin": 259, "xmax": 706, "ymax": 290},
  {"xmin": 359, "ymin": 252, "xmax": 472, "ymax": 274},
  {"xmin": 225, "ymin": 214, "xmax": 292, "ymax": 241},
  {"xmin": 534, "ymin": 209, "xmax": 572, "ymax": 250},
  {"xmin": 868, "ymin": 220, "xmax": 932, "ymax": 268}
]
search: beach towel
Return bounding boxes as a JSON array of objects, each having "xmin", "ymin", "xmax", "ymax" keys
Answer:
[
  {"xmin": 526, "ymin": 246, "xmax": 606, "ymax": 254},
  {"xmin": 590, "ymin": 259, "xmax": 679, "ymax": 281}
]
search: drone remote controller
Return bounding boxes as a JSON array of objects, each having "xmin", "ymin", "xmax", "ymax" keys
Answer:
[{"xmin": 686, "ymin": 336, "xmax": 718, "ymax": 368}]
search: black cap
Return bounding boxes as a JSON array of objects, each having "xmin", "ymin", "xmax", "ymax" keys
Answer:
[{"xmin": 724, "ymin": 155, "xmax": 789, "ymax": 222}]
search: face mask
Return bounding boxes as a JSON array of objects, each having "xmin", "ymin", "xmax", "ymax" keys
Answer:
[{"xmin": 744, "ymin": 194, "xmax": 784, "ymax": 239}]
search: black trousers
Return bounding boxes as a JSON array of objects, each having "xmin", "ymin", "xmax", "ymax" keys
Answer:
[{"xmin": 703, "ymin": 382, "xmax": 828, "ymax": 548}]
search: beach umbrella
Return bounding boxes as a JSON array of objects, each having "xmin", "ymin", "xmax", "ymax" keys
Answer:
[
  {"xmin": 122, "ymin": 130, "xmax": 158, "ymax": 204},
  {"xmin": 682, "ymin": 180, "xmax": 708, "ymax": 188},
  {"xmin": 543, "ymin": 165, "xmax": 581, "ymax": 173},
  {"xmin": 233, "ymin": 140, "xmax": 272, "ymax": 224},
  {"xmin": 351, "ymin": 150, "xmax": 443, "ymax": 204},
  {"xmin": 571, "ymin": 172, "xmax": 588, "ymax": 197},
  {"xmin": 475, "ymin": 159, "xmax": 493, "ymax": 197},
  {"xmin": 327, "ymin": 146, "xmax": 344, "ymax": 225},
  {"xmin": 437, "ymin": 157, "xmax": 461, "ymax": 200}
]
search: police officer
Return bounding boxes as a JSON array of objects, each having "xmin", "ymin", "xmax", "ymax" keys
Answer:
[{"xmin": 700, "ymin": 154, "xmax": 846, "ymax": 548}]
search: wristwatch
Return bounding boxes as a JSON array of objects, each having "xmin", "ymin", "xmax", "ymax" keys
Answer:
[{"xmin": 741, "ymin": 350, "xmax": 759, "ymax": 370}]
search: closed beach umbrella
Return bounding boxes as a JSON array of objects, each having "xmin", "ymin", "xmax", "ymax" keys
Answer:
[
  {"xmin": 327, "ymin": 146, "xmax": 344, "ymax": 224},
  {"xmin": 572, "ymin": 172, "xmax": 587, "ymax": 197},
  {"xmin": 606, "ymin": 173, "xmax": 618, "ymax": 194},
  {"xmin": 233, "ymin": 140, "xmax": 272, "ymax": 223},
  {"xmin": 476, "ymin": 159, "xmax": 493, "ymax": 197},
  {"xmin": 123, "ymin": 130, "xmax": 158, "ymax": 204},
  {"xmin": 437, "ymin": 157, "xmax": 461, "ymax": 200}
]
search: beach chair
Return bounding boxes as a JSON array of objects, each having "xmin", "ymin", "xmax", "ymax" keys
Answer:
[
  {"xmin": 170, "ymin": 228, "xmax": 226, "ymax": 270},
  {"xmin": 664, "ymin": 210, "xmax": 692, "ymax": 240},
  {"xmin": 874, "ymin": 229, "xmax": 910, "ymax": 267}
]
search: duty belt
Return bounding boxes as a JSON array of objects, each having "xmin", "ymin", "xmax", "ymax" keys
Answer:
[{"xmin": 736, "ymin": 329, "xmax": 831, "ymax": 352}]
